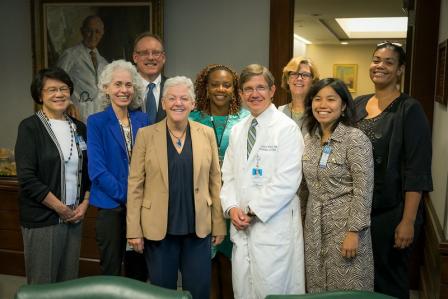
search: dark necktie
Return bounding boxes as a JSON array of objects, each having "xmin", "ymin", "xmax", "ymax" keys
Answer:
[
  {"xmin": 146, "ymin": 83, "xmax": 157, "ymax": 124},
  {"xmin": 89, "ymin": 50, "xmax": 98, "ymax": 74},
  {"xmin": 247, "ymin": 118, "xmax": 257, "ymax": 159}
]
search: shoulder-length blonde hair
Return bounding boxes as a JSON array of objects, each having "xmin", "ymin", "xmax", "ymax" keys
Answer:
[{"xmin": 281, "ymin": 56, "xmax": 320, "ymax": 92}]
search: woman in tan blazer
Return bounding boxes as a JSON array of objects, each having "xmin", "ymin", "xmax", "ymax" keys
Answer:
[{"xmin": 127, "ymin": 76, "xmax": 226, "ymax": 299}]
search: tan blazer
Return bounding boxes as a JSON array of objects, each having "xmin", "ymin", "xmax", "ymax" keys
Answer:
[{"xmin": 127, "ymin": 119, "xmax": 226, "ymax": 241}]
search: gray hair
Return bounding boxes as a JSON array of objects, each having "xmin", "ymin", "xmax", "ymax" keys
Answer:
[
  {"xmin": 162, "ymin": 76, "xmax": 195, "ymax": 101},
  {"xmin": 97, "ymin": 59, "xmax": 144, "ymax": 110}
]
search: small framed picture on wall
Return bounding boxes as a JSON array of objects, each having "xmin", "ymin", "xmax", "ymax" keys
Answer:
[{"xmin": 333, "ymin": 64, "xmax": 358, "ymax": 93}]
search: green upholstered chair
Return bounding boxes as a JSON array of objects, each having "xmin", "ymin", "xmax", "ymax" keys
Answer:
[
  {"xmin": 265, "ymin": 291, "xmax": 397, "ymax": 299},
  {"xmin": 14, "ymin": 276, "xmax": 192, "ymax": 299}
]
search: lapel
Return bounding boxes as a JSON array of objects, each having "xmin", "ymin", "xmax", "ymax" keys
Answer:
[
  {"xmin": 154, "ymin": 119, "xmax": 169, "ymax": 189},
  {"xmin": 129, "ymin": 111, "xmax": 140, "ymax": 143},
  {"xmin": 106, "ymin": 106, "xmax": 127, "ymax": 154},
  {"xmin": 156, "ymin": 76, "xmax": 167, "ymax": 121},
  {"xmin": 189, "ymin": 120, "xmax": 202, "ymax": 186}
]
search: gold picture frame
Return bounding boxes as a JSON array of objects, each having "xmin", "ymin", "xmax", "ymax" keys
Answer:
[
  {"xmin": 333, "ymin": 64, "xmax": 358, "ymax": 93},
  {"xmin": 31, "ymin": 0, "xmax": 164, "ymax": 73}
]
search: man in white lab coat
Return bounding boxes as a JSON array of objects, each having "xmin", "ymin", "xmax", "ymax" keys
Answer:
[
  {"xmin": 58, "ymin": 15, "xmax": 108, "ymax": 122},
  {"xmin": 220, "ymin": 64, "xmax": 305, "ymax": 299}
]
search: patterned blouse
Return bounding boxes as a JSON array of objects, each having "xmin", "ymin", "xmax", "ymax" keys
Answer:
[{"xmin": 302, "ymin": 123, "xmax": 374, "ymax": 292}]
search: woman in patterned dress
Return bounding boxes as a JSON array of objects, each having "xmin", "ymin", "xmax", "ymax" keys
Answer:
[
  {"xmin": 190, "ymin": 64, "xmax": 249, "ymax": 299},
  {"xmin": 302, "ymin": 78, "xmax": 374, "ymax": 292}
]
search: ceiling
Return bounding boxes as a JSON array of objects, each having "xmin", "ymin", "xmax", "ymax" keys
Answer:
[{"xmin": 294, "ymin": 0, "xmax": 408, "ymax": 45}]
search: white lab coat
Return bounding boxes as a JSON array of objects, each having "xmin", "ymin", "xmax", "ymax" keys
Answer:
[
  {"xmin": 220, "ymin": 104, "xmax": 305, "ymax": 299},
  {"xmin": 58, "ymin": 43, "xmax": 108, "ymax": 122}
]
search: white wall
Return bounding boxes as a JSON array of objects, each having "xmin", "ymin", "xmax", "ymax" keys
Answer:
[
  {"xmin": 432, "ymin": 0, "xmax": 448, "ymax": 238},
  {"xmin": 0, "ymin": 0, "xmax": 270, "ymax": 150},
  {"xmin": 164, "ymin": 0, "xmax": 270, "ymax": 80},
  {"xmin": 293, "ymin": 37, "xmax": 307, "ymax": 57},
  {"xmin": 0, "ymin": 0, "xmax": 33, "ymax": 149},
  {"xmin": 306, "ymin": 44, "xmax": 375, "ymax": 98}
]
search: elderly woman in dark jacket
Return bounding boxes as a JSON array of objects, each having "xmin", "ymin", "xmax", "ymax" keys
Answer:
[{"xmin": 15, "ymin": 67, "xmax": 90, "ymax": 284}]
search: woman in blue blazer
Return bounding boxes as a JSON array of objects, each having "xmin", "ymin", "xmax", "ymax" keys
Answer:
[{"xmin": 87, "ymin": 60, "xmax": 149, "ymax": 279}]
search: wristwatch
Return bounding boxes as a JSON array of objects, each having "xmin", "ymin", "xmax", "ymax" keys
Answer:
[{"xmin": 247, "ymin": 206, "xmax": 256, "ymax": 217}]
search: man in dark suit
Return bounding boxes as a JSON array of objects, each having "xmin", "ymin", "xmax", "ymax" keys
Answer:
[{"xmin": 133, "ymin": 32, "xmax": 167, "ymax": 124}]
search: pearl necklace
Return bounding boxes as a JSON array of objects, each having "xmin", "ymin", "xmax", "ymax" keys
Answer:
[{"xmin": 42, "ymin": 111, "xmax": 75, "ymax": 163}]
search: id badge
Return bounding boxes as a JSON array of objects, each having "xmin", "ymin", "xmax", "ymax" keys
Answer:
[
  {"xmin": 252, "ymin": 167, "xmax": 264, "ymax": 186},
  {"xmin": 319, "ymin": 144, "xmax": 332, "ymax": 168},
  {"xmin": 77, "ymin": 135, "xmax": 87, "ymax": 151}
]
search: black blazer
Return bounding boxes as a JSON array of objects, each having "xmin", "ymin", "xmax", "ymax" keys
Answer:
[{"xmin": 354, "ymin": 93, "xmax": 433, "ymax": 211}]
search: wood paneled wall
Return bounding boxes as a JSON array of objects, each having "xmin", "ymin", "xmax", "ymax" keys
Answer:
[
  {"xmin": 420, "ymin": 196, "xmax": 448, "ymax": 299},
  {"xmin": 269, "ymin": 0, "xmax": 294, "ymax": 107},
  {"xmin": 0, "ymin": 178, "xmax": 101, "ymax": 277}
]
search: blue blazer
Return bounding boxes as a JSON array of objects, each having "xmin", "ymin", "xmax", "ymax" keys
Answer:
[{"xmin": 87, "ymin": 106, "xmax": 150, "ymax": 208}]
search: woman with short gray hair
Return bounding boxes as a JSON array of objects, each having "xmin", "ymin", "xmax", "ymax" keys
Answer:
[{"xmin": 127, "ymin": 76, "xmax": 226, "ymax": 299}]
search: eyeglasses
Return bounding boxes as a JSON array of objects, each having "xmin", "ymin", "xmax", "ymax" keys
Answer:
[
  {"xmin": 43, "ymin": 86, "xmax": 71, "ymax": 94},
  {"xmin": 165, "ymin": 96, "xmax": 191, "ymax": 103},
  {"xmin": 242, "ymin": 85, "xmax": 269, "ymax": 95},
  {"xmin": 377, "ymin": 41, "xmax": 403, "ymax": 48},
  {"xmin": 135, "ymin": 50, "xmax": 164, "ymax": 59},
  {"xmin": 289, "ymin": 72, "xmax": 312, "ymax": 80}
]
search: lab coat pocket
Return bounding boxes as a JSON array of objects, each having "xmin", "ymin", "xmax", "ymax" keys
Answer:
[
  {"xmin": 251, "ymin": 149, "xmax": 275, "ymax": 185},
  {"xmin": 252, "ymin": 210, "xmax": 292, "ymax": 245}
]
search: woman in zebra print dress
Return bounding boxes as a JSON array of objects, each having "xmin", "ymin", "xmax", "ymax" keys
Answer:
[{"xmin": 302, "ymin": 78, "xmax": 374, "ymax": 292}]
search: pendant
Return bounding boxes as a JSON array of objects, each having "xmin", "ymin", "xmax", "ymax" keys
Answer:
[{"xmin": 176, "ymin": 138, "xmax": 182, "ymax": 148}]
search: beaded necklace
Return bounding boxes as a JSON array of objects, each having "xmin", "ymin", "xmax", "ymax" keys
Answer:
[
  {"xmin": 42, "ymin": 110, "xmax": 75, "ymax": 163},
  {"xmin": 117, "ymin": 114, "xmax": 133, "ymax": 163}
]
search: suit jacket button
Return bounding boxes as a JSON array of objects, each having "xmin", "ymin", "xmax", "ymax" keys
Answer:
[{"xmin": 195, "ymin": 188, "xmax": 199, "ymax": 193}]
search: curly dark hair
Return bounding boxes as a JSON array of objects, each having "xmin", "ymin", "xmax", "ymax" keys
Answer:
[{"xmin": 194, "ymin": 64, "xmax": 241, "ymax": 115}]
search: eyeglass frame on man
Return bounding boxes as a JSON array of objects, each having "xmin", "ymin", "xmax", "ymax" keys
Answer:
[
  {"xmin": 135, "ymin": 50, "xmax": 165, "ymax": 59},
  {"xmin": 241, "ymin": 85, "xmax": 270, "ymax": 95}
]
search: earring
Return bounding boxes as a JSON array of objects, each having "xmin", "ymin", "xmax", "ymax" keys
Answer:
[{"xmin": 106, "ymin": 94, "xmax": 110, "ymax": 100}]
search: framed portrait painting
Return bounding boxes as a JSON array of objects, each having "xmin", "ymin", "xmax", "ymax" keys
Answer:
[
  {"xmin": 333, "ymin": 64, "xmax": 358, "ymax": 93},
  {"xmin": 31, "ymin": 0, "xmax": 163, "ymax": 72}
]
